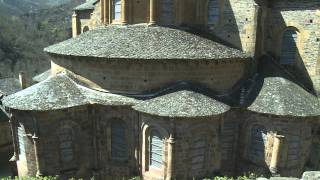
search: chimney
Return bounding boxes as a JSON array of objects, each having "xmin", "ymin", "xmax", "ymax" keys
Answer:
[{"xmin": 19, "ymin": 72, "xmax": 27, "ymax": 89}]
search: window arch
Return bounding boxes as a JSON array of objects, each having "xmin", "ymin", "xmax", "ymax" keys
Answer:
[
  {"xmin": 114, "ymin": 0, "xmax": 121, "ymax": 21},
  {"xmin": 160, "ymin": 0, "xmax": 174, "ymax": 24},
  {"xmin": 280, "ymin": 29, "xmax": 298, "ymax": 65},
  {"xmin": 207, "ymin": 0, "xmax": 220, "ymax": 26},
  {"xmin": 59, "ymin": 127, "xmax": 74, "ymax": 163},
  {"xmin": 17, "ymin": 125, "xmax": 26, "ymax": 160},
  {"xmin": 111, "ymin": 121, "xmax": 128, "ymax": 160},
  {"xmin": 83, "ymin": 26, "xmax": 89, "ymax": 33},
  {"xmin": 150, "ymin": 129, "xmax": 164, "ymax": 169},
  {"xmin": 250, "ymin": 125, "xmax": 267, "ymax": 160}
]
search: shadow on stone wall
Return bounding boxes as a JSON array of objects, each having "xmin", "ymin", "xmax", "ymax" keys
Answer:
[{"xmin": 265, "ymin": 3, "xmax": 317, "ymax": 95}]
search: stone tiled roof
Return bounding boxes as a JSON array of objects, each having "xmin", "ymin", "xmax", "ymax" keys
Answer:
[
  {"xmin": 44, "ymin": 25, "xmax": 250, "ymax": 60},
  {"xmin": 32, "ymin": 69, "xmax": 51, "ymax": 82},
  {"xmin": 247, "ymin": 76, "xmax": 320, "ymax": 117},
  {"xmin": 2, "ymin": 73, "xmax": 139, "ymax": 111},
  {"xmin": 245, "ymin": 57, "xmax": 320, "ymax": 117},
  {"xmin": 0, "ymin": 78, "xmax": 20, "ymax": 96},
  {"xmin": 133, "ymin": 90, "xmax": 230, "ymax": 117},
  {"xmin": 74, "ymin": 0, "xmax": 98, "ymax": 11}
]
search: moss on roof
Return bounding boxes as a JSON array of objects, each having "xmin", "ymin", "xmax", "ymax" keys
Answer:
[
  {"xmin": 133, "ymin": 90, "xmax": 230, "ymax": 117},
  {"xmin": 44, "ymin": 25, "xmax": 250, "ymax": 60},
  {"xmin": 0, "ymin": 78, "xmax": 20, "ymax": 96},
  {"xmin": 74, "ymin": 0, "xmax": 98, "ymax": 11},
  {"xmin": 2, "ymin": 73, "xmax": 139, "ymax": 111}
]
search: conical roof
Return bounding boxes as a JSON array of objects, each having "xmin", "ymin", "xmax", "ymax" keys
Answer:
[
  {"xmin": 2, "ymin": 73, "xmax": 139, "ymax": 111},
  {"xmin": 44, "ymin": 25, "xmax": 250, "ymax": 60},
  {"xmin": 133, "ymin": 90, "xmax": 230, "ymax": 117}
]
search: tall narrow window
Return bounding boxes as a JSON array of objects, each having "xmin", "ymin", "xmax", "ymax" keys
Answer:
[
  {"xmin": 59, "ymin": 128, "xmax": 74, "ymax": 163},
  {"xmin": 111, "ymin": 122, "xmax": 128, "ymax": 160},
  {"xmin": 114, "ymin": 0, "xmax": 121, "ymax": 20},
  {"xmin": 161, "ymin": 0, "xmax": 174, "ymax": 24},
  {"xmin": 191, "ymin": 136, "xmax": 206, "ymax": 176},
  {"xmin": 280, "ymin": 29, "xmax": 298, "ymax": 65},
  {"xmin": 18, "ymin": 125, "xmax": 26, "ymax": 160},
  {"xmin": 150, "ymin": 130, "xmax": 164, "ymax": 169},
  {"xmin": 250, "ymin": 125, "xmax": 267, "ymax": 160},
  {"xmin": 208, "ymin": 0, "xmax": 220, "ymax": 26}
]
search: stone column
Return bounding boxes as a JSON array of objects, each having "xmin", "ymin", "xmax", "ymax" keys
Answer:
[
  {"xmin": 32, "ymin": 134, "xmax": 43, "ymax": 177},
  {"xmin": 121, "ymin": 0, "xmax": 128, "ymax": 24},
  {"xmin": 72, "ymin": 12, "xmax": 79, "ymax": 37},
  {"xmin": 269, "ymin": 134, "xmax": 284, "ymax": 175},
  {"xmin": 166, "ymin": 134, "xmax": 175, "ymax": 180},
  {"xmin": 149, "ymin": 0, "xmax": 157, "ymax": 25}
]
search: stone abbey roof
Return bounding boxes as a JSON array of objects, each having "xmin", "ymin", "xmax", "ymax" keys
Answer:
[
  {"xmin": 74, "ymin": 0, "xmax": 98, "ymax": 11},
  {"xmin": 32, "ymin": 69, "xmax": 51, "ymax": 82},
  {"xmin": 44, "ymin": 25, "xmax": 250, "ymax": 60},
  {"xmin": 247, "ymin": 76, "xmax": 320, "ymax": 117},
  {"xmin": 133, "ymin": 90, "xmax": 230, "ymax": 117},
  {"xmin": 245, "ymin": 58, "xmax": 320, "ymax": 117},
  {"xmin": 0, "ymin": 78, "xmax": 21, "ymax": 96},
  {"xmin": 2, "ymin": 73, "xmax": 139, "ymax": 111}
]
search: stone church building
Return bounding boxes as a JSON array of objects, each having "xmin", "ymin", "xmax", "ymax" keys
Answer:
[{"xmin": 2, "ymin": 0, "xmax": 320, "ymax": 179}]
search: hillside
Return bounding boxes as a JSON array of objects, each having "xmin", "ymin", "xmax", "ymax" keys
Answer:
[
  {"xmin": 0, "ymin": 0, "xmax": 73, "ymax": 17},
  {"xmin": 0, "ymin": 0, "xmax": 85, "ymax": 81}
]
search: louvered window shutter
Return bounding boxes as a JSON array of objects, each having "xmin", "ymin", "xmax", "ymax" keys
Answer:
[
  {"xmin": 114, "ymin": 0, "xmax": 121, "ymax": 20},
  {"xmin": 250, "ymin": 125, "xmax": 267, "ymax": 160},
  {"xmin": 208, "ymin": 0, "xmax": 219, "ymax": 25},
  {"xmin": 18, "ymin": 126, "xmax": 26, "ymax": 160},
  {"xmin": 59, "ymin": 128, "xmax": 74, "ymax": 162},
  {"xmin": 111, "ymin": 122, "xmax": 128, "ymax": 160},
  {"xmin": 280, "ymin": 30, "xmax": 297, "ymax": 65},
  {"xmin": 161, "ymin": 0, "xmax": 174, "ymax": 22},
  {"xmin": 150, "ymin": 130, "xmax": 163, "ymax": 169}
]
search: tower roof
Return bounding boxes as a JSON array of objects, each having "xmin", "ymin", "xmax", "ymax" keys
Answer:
[
  {"xmin": 44, "ymin": 25, "xmax": 250, "ymax": 60},
  {"xmin": 74, "ymin": 0, "xmax": 98, "ymax": 11}
]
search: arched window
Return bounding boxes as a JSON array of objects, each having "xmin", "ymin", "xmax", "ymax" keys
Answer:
[
  {"xmin": 280, "ymin": 29, "xmax": 298, "ymax": 65},
  {"xmin": 17, "ymin": 125, "xmax": 26, "ymax": 160},
  {"xmin": 250, "ymin": 125, "xmax": 267, "ymax": 160},
  {"xmin": 114, "ymin": 0, "xmax": 121, "ymax": 21},
  {"xmin": 191, "ymin": 136, "xmax": 206, "ymax": 176},
  {"xmin": 111, "ymin": 122, "xmax": 128, "ymax": 160},
  {"xmin": 150, "ymin": 129, "xmax": 164, "ymax": 169},
  {"xmin": 59, "ymin": 128, "xmax": 74, "ymax": 163},
  {"xmin": 83, "ymin": 26, "xmax": 89, "ymax": 33},
  {"xmin": 161, "ymin": 0, "xmax": 174, "ymax": 24},
  {"xmin": 208, "ymin": 0, "xmax": 220, "ymax": 26}
]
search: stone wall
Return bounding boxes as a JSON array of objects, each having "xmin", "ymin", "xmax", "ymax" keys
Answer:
[
  {"xmin": 263, "ymin": 0, "xmax": 320, "ymax": 94},
  {"xmin": 51, "ymin": 56, "xmax": 249, "ymax": 93},
  {"xmin": 209, "ymin": 0, "xmax": 259, "ymax": 54},
  {"xmin": 236, "ymin": 112, "xmax": 315, "ymax": 178}
]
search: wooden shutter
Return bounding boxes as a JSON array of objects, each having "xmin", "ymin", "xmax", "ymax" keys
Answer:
[
  {"xmin": 208, "ymin": 0, "xmax": 219, "ymax": 25},
  {"xmin": 250, "ymin": 125, "xmax": 267, "ymax": 159},
  {"xmin": 114, "ymin": 0, "xmax": 121, "ymax": 20},
  {"xmin": 59, "ymin": 128, "xmax": 74, "ymax": 162},
  {"xmin": 150, "ymin": 130, "xmax": 163, "ymax": 169},
  {"xmin": 161, "ymin": 0, "xmax": 174, "ymax": 23},
  {"xmin": 18, "ymin": 126, "xmax": 26, "ymax": 160},
  {"xmin": 287, "ymin": 135, "xmax": 300, "ymax": 166},
  {"xmin": 280, "ymin": 30, "xmax": 297, "ymax": 65},
  {"xmin": 191, "ymin": 136, "xmax": 206, "ymax": 176},
  {"xmin": 111, "ymin": 122, "xmax": 128, "ymax": 160}
]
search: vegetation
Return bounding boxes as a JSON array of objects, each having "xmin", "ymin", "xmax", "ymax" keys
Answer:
[{"xmin": 0, "ymin": 0, "xmax": 84, "ymax": 80}]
